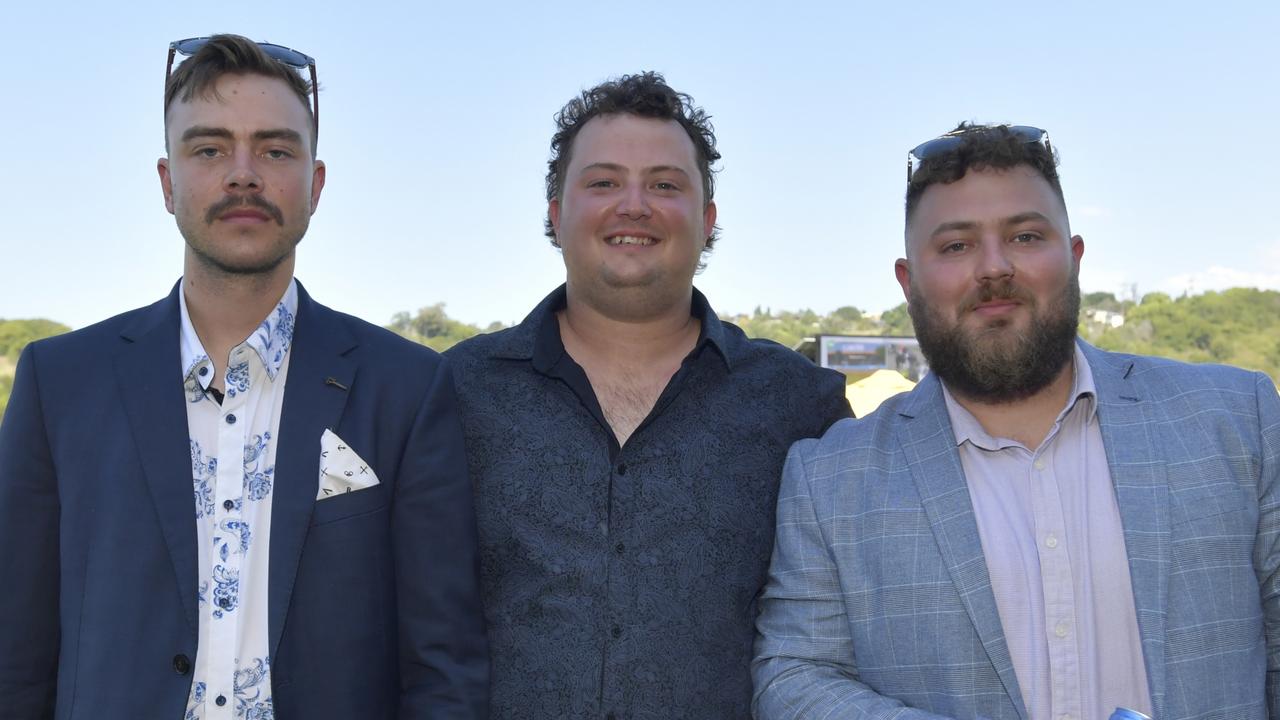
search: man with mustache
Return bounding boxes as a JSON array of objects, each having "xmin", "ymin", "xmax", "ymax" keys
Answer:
[
  {"xmin": 753, "ymin": 124, "xmax": 1280, "ymax": 719},
  {"xmin": 445, "ymin": 72, "xmax": 851, "ymax": 718},
  {"xmin": 0, "ymin": 34, "xmax": 488, "ymax": 718}
]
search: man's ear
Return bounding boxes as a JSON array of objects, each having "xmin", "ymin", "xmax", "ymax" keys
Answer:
[
  {"xmin": 894, "ymin": 258, "xmax": 912, "ymax": 301},
  {"xmin": 309, "ymin": 160, "xmax": 326, "ymax": 214},
  {"xmin": 157, "ymin": 158, "xmax": 175, "ymax": 215},
  {"xmin": 548, "ymin": 197, "xmax": 562, "ymax": 247}
]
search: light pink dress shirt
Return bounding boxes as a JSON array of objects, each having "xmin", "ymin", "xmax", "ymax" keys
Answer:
[{"xmin": 942, "ymin": 346, "xmax": 1153, "ymax": 720}]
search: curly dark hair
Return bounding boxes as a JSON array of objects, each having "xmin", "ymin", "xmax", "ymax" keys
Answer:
[
  {"xmin": 905, "ymin": 122, "xmax": 1064, "ymax": 224},
  {"xmin": 544, "ymin": 71, "xmax": 721, "ymax": 251},
  {"xmin": 164, "ymin": 34, "xmax": 317, "ymax": 155}
]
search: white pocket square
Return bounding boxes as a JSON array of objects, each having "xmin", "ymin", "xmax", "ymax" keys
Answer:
[{"xmin": 317, "ymin": 429, "xmax": 380, "ymax": 500}]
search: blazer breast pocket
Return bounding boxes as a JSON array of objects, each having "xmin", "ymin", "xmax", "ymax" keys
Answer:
[{"xmin": 310, "ymin": 484, "xmax": 389, "ymax": 527}]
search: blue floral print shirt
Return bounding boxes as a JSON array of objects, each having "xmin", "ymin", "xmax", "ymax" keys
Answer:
[{"xmin": 179, "ymin": 280, "xmax": 297, "ymax": 720}]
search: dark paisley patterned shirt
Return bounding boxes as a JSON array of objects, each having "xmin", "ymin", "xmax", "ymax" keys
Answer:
[{"xmin": 446, "ymin": 286, "xmax": 851, "ymax": 719}]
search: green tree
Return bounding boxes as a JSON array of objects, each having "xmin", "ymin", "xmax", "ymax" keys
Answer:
[
  {"xmin": 879, "ymin": 303, "xmax": 915, "ymax": 336},
  {"xmin": 0, "ymin": 318, "xmax": 72, "ymax": 419},
  {"xmin": 385, "ymin": 303, "xmax": 503, "ymax": 352}
]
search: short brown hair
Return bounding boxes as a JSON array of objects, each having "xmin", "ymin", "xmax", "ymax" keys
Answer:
[
  {"xmin": 164, "ymin": 34, "xmax": 317, "ymax": 155},
  {"xmin": 905, "ymin": 122, "xmax": 1063, "ymax": 224}
]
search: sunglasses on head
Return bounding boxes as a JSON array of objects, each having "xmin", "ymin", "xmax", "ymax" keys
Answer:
[
  {"xmin": 166, "ymin": 37, "xmax": 319, "ymax": 132},
  {"xmin": 907, "ymin": 125, "xmax": 1050, "ymax": 182}
]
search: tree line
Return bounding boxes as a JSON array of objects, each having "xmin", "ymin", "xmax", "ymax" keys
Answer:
[{"xmin": 3, "ymin": 288, "xmax": 1278, "ymax": 417}]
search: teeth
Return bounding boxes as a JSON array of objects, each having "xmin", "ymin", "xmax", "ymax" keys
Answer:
[{"xmin": 608, "ymin": 235, "xmax": 655, "ymax": 246}]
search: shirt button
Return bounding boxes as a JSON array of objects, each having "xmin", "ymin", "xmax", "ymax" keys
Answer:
[
  {"xmin": 223, "ymin": 499, "xmax": 235, "ymax": 511},
  {"xmin": 225, "ymin": 414, "xmax": 237, "ymax": 425},
  {"xmin": 616, "ymin": 463, "xmax": 627, "ymax": 476},
  {"xmin": 1033, "ymin": 459, "xmax": 1046, "ymax": 471},
  {"xmin": 1045, "ymin": 534, "xmax": 1058, "ymax": 549},
  {"xmin": 172, "ymin": 654, "xmax": 191, "ymax": 674},
  {"xmin": 614, "ymin": 542, "xmax": 625, "ymax": 555},
  {"xmin": 611, "ymin": 624, "xmax": 622, "ymax": 638},
  {"xmin": 198, "ymin": 366, "xmax": 209, "ymax": 376},
  {"xmin": 215, "ymin": 694, "xmax": 227, "ymax": 706},
  {"xmin": 1054, "ymin": 621, "xmax": 1069, "ymax": 638}
]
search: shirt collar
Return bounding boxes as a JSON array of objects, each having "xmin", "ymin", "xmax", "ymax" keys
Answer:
[
  {"xmin": 179, "ymin": 278, "xmax": 299, "ymax": 389},
  {"xmin": 529, "ymin": 284, "xmax": 732, "ymax": 374},
  {"xmin": 942, "ymin": 341, "xmax": 1097, "ymax": 449}
]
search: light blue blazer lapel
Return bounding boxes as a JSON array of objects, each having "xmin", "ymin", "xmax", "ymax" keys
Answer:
[
  {"xmin": 897, "ymin": 374, "xmax": 1028, "ymax": 720},
  {"xmin": 112, "ymin": 282, "xmax": 200, "ymax": 638},
  {"xmin": 1082, "ymin": 341, "xmax": 1170, "ymax": 719},
  {"xmin": 267, "ymin": 284, "xmax": 356, "ymax": 657}
]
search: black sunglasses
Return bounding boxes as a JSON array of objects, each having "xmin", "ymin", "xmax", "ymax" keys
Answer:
[
  {"xmin": 907, "ymin": 125, "xmax": 1049, "ymax": 182},
  {"xmin": 166, "ymin": 37, "xmax": 319, "ymax": 133}
]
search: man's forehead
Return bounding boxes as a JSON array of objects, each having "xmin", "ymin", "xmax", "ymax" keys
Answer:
[
  {"xmin": 166, "ymin": 73, "xmax": 312, "ymax": 139},
  {"xmin": 569, "ymin": 113, "xmax": 698, "ymax": 168},
  {"xmin": 911, "ymin": 165, "xmax": 1066, "ymax": 229},
  {"xmin": 167, "ymin": 73, "xmax": 308, "ymax": 118}
]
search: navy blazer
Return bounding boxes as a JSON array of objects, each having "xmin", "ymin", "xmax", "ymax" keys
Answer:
[
  {"xmin": 754, "ymin": 342, "xmax": 1280, "ymax": 719},
  {"xmin": 0, "ymin": 282, "xmax": 489, "ymax": 719}
]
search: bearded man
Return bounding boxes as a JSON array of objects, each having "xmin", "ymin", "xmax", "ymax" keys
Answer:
[{"xmin": 752, "ymin": 123, "xmax": 1280, "ymax": 720}]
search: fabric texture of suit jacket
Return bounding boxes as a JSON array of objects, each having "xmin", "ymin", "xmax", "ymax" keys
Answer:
[
  {"xmin": 0, "ymin": 281, "xmax": 489, "ymax": 719},
  {"xmin": 753, "ymin": 341, "xmax": 1280, "ymax": 720}
]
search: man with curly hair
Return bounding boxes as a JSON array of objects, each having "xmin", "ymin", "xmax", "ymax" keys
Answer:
[{"xmin": 447, "ymin": 73, "xmax": 851, "ymax": 718}]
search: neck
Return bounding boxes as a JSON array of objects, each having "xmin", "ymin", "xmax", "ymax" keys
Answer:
[
  {"xmin": 948, "ymin": 357, "xmax": 1075, "ymax": 450},
  {"xmin": 560, "ymin": 287, "xmax": 698, "ymax": 362},
  {"xmin": 182, "ymin": 254, "xmax": 294, "ymax": 387}
]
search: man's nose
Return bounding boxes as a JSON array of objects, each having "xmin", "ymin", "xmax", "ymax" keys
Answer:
[
  {"xmin": 223, "ymin": 153, "xmax": 263, "ymax": 193},
  {"xmin": 976, "ymin": 237, "xmax": 1014, "ymax": 282},
  {"xmin": 615, "ymin": 184, "xmax": 652, "ymax": 219}
]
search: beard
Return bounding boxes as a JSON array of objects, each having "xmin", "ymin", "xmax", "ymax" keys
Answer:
[{"xmin": 909, "ymin": 272, "xmax": 1080, "ymax": 404}]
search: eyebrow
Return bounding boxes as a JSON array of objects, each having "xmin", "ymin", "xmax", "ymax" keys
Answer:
[
  {"xmin": 580, "ymin": 162, "xmax": 692, "ymax": 178},
  {"xmin": 928, "ymin": 211, "xmax": 1054, "ymax": 239},
  {"xmin": 179, "ymin": 126, "xmax": 305, "ymax": 145},
  {"xmin": 1001, "ymin": 211, "xmax": 1052, "ymax": 226}
]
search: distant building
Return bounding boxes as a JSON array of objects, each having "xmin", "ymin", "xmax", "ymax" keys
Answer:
[{"xmin": 1088, "ymin": 309, "xmax": 1126, "ymax": 328}]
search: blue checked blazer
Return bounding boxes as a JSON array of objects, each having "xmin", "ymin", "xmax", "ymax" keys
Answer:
[{"xmin": 753, "ymin": 342, "xmax": 1280, "ymax": 720}]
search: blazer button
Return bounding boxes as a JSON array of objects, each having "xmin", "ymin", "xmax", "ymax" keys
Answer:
[{"xmin": 173, "ymin": 654, "xmax": 191, "ymax": 675}]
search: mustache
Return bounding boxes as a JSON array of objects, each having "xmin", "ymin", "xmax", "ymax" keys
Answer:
[
  {"xmin": 963, "ymin": 279, "xmax": 1034, "ymax": 312},
  {"xmin": 205, "ymin": 194, "xmax": 285, "ymax": 226}
]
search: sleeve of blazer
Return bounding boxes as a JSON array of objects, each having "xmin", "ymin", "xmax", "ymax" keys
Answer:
[
  {"xmin": 393, "ymin": 355, "xmax": 490, "ymax": 719},
  {"xmin": 0, "ymin": 345, "xmax": 59, "ymax": 718},
  {"xmin": 1254, "ymin": 373, "xmax": 1280, "ymax": 718},
  {"xmin": 752, "ymin": 439, "xmax": 954, "ymax": 720},
  {"xmin": 747, "ymin": 438, "xmax": 952, "ymax": 717}
]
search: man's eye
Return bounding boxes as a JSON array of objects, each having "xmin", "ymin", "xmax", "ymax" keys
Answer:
[
  {"xmin": 1012, "ymin": 232, "xmax": 1040, "ymax": 243},
  {"xmin": 653, "ymin": 181, "xmax": 679, "ymax": 191},
  {"xmin": 265, "ymin": 149, "xmax": 293, "ymax": 160},
  {"xmin": 941, "ymin": 242, "xmax": 967, "ymax": 253},
  {"xmin": 587, "ymin": 179, "xmax": 615, "ymax": 189},
  {"xmin": 195, "ymin": 147, "xmax": 220, "ymax": 158}
]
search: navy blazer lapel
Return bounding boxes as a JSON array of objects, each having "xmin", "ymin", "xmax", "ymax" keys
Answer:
[
  {"xmin": 268, "ymin": 284, "xmax": 356, "ymax": 656},
  {"xmin": 1081, "ymin": 342, "xmax": 1170, "ymax": 718},
  {"xmin": 897, "ymin": 375, "xmax": 1028, "ymax": 720},
  {"xmin": 113, "ymin": 282, "xmax": 201, "ymax": 637}
]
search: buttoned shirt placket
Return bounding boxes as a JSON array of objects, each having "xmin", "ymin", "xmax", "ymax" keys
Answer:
[{"xmin": 180, "ymin": 281, "xmax": 296, "ymax": 720}]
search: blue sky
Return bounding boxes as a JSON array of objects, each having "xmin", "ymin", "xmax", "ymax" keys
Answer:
[{"xmin": 3, "ymin": 1, "xmax": 1277, "ymax": 330}]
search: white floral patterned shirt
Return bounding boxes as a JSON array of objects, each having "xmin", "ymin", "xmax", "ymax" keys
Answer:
[{"xmin": 179, "ymin": 280, "xmax": 297, "ymax": 720}]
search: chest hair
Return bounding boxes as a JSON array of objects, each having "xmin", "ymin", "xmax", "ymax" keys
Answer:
[{"xmin": 591, "ymin": 367, "xmax": 672, "ymax": 447}]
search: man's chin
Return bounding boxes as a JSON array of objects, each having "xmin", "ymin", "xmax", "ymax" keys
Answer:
[{"xmin": 190, "ymin": 250, "xmax": 293, "ymax": 277}]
